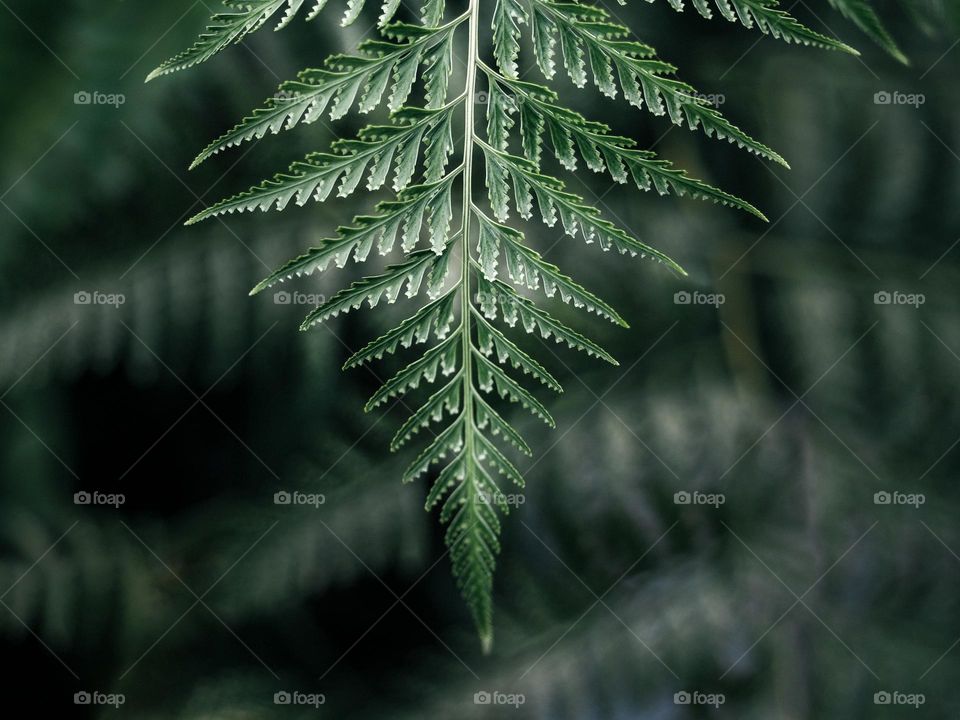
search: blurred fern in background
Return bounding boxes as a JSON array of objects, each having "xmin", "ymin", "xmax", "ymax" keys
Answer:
[{"xmin": 1, "ymin": 0, "xmax": 959, "ymax": 716}]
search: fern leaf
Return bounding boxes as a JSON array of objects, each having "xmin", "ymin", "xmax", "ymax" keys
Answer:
[
  {"xmin": 421, "ymin": 32, "xmax": 456, "ymax": 108},
  {"xmin": 492, "ymin": 0, "xmax": 529, "ymax": 78},
  {"xmin": 476, "ymin": 432, "xmax": 525, "ymax": 489},
  {"xmin": 187, "ymin": 105, "xmax": 459, "ymax": 224},
  {"xmin": 473, "ymin": 349, "xmax": 555, "ymax": 427},
  {"xmin": 402, "ymin": 414, "xmax": 465, "ymax": 483},
  {"xmin": 343, "ymin": 290, "xmax": 457, "ymax": 368},
  {"xmin": 478, "ymin": 277, "xmax": 619, "ymax": 365},
  {"xmin": 365, "ymin": 332, "xmax": 461, "ymax": 410},
  {"xmin": 249, "ymin": 176, "xmax": 459, "ymax": 295},
  {"xmin": 300, "ymin": 246, "xmax": 450, "ymax": 330},
  {"xmin": 648, "ymin": 0, "xmax": 861, "ymax": 54},
  {"xmin": 827, "ymin": 0, "xmax": 908, "ymax": 63},
  {"xmin": 482, "ymin": 143, "xmax": 690, "ymax": 271},
  {"xmin": 485, "ymin": 70, "xmax": 767, "ymax": 221},
  {"xmin": 473, "ymin": 394, "xmax": 532, "ymax": 455},
  {"xmin": 147, "ymin": 0, "xmax": 421, "ymax": 82},
  {"xmin": 154, "ymin": 0, "xmax": 861, "ymax": 651},
  {"xmin": 530, "ymin": 0, "xmax": 791, "ymax": 166},
  {"xmin": 191, "ymin": 23, "xmax": 462, "ymax": 167},
  {"xmin": 391, "ymin": 375, "xmax": 463, "ymax": 450},
  {"xmin": 146, "ymin": 0, "xmax": 299, "ymax": 81},
  {"xmin": 441, "ymin": 454, "xmax": 498, "ymax": 651},
  {"xmin": 421, "ymin": 0, "xmax": 447, "ymax": 26},
  {"xmin": 474, "ymin": 309, "xmax": 562, "ymax": 393}
]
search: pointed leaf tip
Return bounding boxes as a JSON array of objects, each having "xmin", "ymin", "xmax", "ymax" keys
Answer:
[{"xmin": 481, "ymin": 632, "xmax": 493, "ymax": 655}]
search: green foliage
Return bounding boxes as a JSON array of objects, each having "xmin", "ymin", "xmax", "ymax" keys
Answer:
[
  {"xmin": 827, "ymin": 0, "xmax": 908, "ymax": 64},
  {"xmin": 656, "ymin": 0, "xmax": 909, "ymax": 64},
  {"xmin": 651, "ymin": 0, "xmax": 859, "ymax": 52},
  {"xmin": 147, "ymin": 0, "xmax": 855, "ymax": 649}
]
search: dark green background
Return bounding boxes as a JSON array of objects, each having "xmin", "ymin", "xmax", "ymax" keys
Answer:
[{"xmin": 1, "ymin": 0, "xmax": 958, "ymax": 717}]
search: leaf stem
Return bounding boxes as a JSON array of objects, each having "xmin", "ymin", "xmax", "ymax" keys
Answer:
[
  {"xmin": 458, "ymin": 0, "xmax": 492, "ymax": 654},
  {"xmin": 459, "ymin": 0, "xmax": 480, "ymax": 441}
]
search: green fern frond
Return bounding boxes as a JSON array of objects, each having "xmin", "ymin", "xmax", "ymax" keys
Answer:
[
  {"xmin": 149, "ymin": 0, "xmax": 857, "ymax": 649},
  {"xmin": 647, "ymin": 0, "xmax": 860, "ymax": 54}
]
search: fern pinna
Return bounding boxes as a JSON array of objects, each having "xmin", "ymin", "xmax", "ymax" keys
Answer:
[{"xmin": 148, "ymin": 0, "xmax": 856, "ymax": 650}]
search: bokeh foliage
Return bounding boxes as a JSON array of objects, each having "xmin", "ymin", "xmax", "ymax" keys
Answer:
[{"xmin": 1, "ymin": 0, "xmax": 959, "ymax": 716}]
